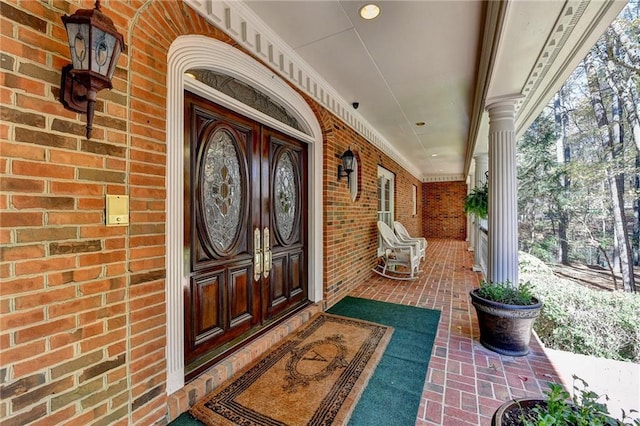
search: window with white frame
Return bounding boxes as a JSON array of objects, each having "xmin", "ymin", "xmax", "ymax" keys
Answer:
[
  {"xmin": 412, "ymin": 184, "xmax": 417, "ymax": 216},
  {"xmin": 377, "ymin": 166, "xmax": 395, "ymax": 255}
]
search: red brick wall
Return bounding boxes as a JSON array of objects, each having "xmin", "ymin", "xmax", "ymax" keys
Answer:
[
  {"xmin": 395, "ymin": 175, "xmax": 423, "ymax": 236},
  {"xmin": 0, "ymin": 1, "xmax": 228, "ymax": 424},
  {"xmin": 422, "ymin": 181, "xmax": 467, "ymax": 240},
  {"xmin": 321, "ymin": 120, "xmax": 422, "ymax": 306},
  {"xmin": 0, "ymin": 0, "xmax": 423, "ymax": 424}
]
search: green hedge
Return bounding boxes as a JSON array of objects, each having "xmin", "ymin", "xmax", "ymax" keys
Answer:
[{"xmin": 519, "ymin": 252, "xmax": 640, "ymax": 363}]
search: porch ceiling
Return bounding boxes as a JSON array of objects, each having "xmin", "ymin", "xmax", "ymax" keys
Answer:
[{"xmin": 187, "ymin": 0, "xmax": 626, "ymax": 181}]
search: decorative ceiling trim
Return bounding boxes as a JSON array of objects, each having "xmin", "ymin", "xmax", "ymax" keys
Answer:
[
  {"xmin": 467, "ymin": 0, "xmax": 623, "ymax": 174},
  {"xmin": 515, "ymin": 0, "xmax": 588, "ymax": 122},
  {"xmin": 463, "ymin": 0, "xmax": 507, "ymax": 176},
  {"xmin": 184, "ymin": 0, "xmax": 422, "ymax": 180},
  {"xmin": 422, "ymin": 174, "xmax": 466, "ymax": 183},
  {"xmin": 515, "ymin": 0, "xmax": 623, "ymax": 136}
]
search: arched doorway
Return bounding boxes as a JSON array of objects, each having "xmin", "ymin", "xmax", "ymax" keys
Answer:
[{"xmin": 166, "ymin": 35, "xmax": 323, "ymax": 393}]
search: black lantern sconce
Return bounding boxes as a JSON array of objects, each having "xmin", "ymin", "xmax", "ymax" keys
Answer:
[
  {"xmin": 60, "ymin": 0, "xmax": 125, "ymax": 139},
  {"xmin": 337, "ymin": 148, "xmax": 355, "ymax": 181}
]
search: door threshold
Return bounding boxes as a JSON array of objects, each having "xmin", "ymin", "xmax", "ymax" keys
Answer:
[{"xmin": 168, "ymin": 302, "xmax": 322, "ymax": 422}]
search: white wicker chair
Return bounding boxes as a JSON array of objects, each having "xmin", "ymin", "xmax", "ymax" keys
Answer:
[
  {"xmin": 393, "ymin": 221, "xmax": 427, "ymax": 261},
  {"xmin": 373, "ymin": 221, "xmax": 420, "ymax": 280}
]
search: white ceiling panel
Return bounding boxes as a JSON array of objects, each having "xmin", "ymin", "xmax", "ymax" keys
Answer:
[
  {"xmin": 293, "ymin": 29, "xmax": 388, "ymax": 105},
  {"xmin": 201, "ymin": 0, "xmax": 626, "ymax": 180},
  {"xmin": 244, "ymin": 1, "xmax": 352, "ymax": 49}
]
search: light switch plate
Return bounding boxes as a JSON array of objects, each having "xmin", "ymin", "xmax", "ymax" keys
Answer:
[{"xmin": 106, "ymin": 195, "xmax": 129, "ymax": 226}]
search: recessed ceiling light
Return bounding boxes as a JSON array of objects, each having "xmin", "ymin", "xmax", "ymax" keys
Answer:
[
  {"xmin": 360, "ymin": 4, "xmax": 380, "ymax": 20},
  {"xmin": 415, "ymin": 121, "xmax": 426, "ymax": 126},
  {"xmin": 184, "ymin": 72, "xmax": 196, "ymax": 79},
  {"xmin": 431, "ymin": 154, "xmax": 438, "ymax": 157}
]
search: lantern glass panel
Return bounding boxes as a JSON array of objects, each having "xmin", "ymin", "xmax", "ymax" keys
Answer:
[
  {"xmin": 106, "ymin": 41, "xmax": 122, "ymax": 80},
  {"xmin": 66, "ymin": 22, "xmax": 90, "ymax": 70},
  {"xmin": 343, "ymin": 154, "xmax": 355, "ymax": 173},
  {"xmin": 90, "ymin": 27, "xmax": 118, "ymax": 77}
]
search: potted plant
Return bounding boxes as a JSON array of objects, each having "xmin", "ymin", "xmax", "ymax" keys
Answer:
[
  {"xmin": 464, "ymin": 181, "xmax": 488, "ymax": 219},
  {"xmin": 469, "ymin": 280, "xmax": 542, "ymax": 356},
  {"xmin": 492, "ymin": 376, "xmax": 639, "ymax": 425}
]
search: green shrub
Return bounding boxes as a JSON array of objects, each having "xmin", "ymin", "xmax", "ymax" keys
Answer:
[
  {"xmin": 477, "ymin": 280, "xmax": 536, "ymax": 305},
  {"xmin": 519, "ymin": 252, "xmax": 640, "ymax": 363}
]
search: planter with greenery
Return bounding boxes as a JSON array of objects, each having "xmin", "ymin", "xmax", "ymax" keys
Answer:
[
  {"xmin": 464, "ymin": 181, "xmax": 488, "ymax": 219},
  {"xmin": 492, "ymin": 376, "xmax": 639, "ymax": 426},
  {"xmin": 470, "ymin": 280, "xmax": 542, "ymax": 356}
]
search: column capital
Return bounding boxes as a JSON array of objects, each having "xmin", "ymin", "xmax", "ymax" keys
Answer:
[
  {"xmin": 474, "ymin": 153, "xmax": 488, "ymax": 166},
  {"xmin": 486, "ymin": 95, "xmax": 522, "ymax": 135},
  {"xmin": 485, "ymin": 94, "xmax": 524, "ymax": 110}
]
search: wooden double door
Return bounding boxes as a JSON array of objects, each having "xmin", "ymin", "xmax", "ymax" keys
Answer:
[{"xmin": 184, "ymin": 92, "xmax": 308, "ymax": 375}]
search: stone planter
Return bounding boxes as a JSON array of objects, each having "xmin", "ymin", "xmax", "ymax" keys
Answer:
[
  {"xmin": 491, "ymin": 390, "xmax": 618, "ymax": 425},
  {"xmin": 491, "ymin": 398, "xmax": 547, "ymax": 426},
  {"xmin": 470, "ymin": 290, "xmax": 542, "ymax": 356}
]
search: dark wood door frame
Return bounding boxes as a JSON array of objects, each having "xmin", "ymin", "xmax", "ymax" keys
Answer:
[{"xmin": 184, "ymin": 91, "xmax": 309, "ymax": 380}]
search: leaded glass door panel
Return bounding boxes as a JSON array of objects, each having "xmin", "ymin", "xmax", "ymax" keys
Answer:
[
  {"xmin": 262, "ymin": 128, "xmax": 308, "ymax": 320},
  {"xmin": 184, "ymin": 92, "xmax": 308, "ymax": 379},
  {"xmin": 184, "ymin": 92, "xmax": 262, "ymax": 376}
]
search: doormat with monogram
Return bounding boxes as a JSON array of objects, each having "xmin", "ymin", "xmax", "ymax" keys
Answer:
[{"xmin": 190, "ymin": 313, "xmax": 393, "ymax": 426}]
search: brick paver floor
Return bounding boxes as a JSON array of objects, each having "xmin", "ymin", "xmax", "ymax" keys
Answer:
[{"xmin": 349, "ymin": 239, "xmax": 562, "ymax": 426}]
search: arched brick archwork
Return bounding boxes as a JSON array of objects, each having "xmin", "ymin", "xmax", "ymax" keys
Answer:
[
  {"xmin": 123, "ymin": 3, "xmax": 221, "ymax": 420},
  {"xmin": 127, "ymin": 0, "xmax": 323, "ymax": 402}
]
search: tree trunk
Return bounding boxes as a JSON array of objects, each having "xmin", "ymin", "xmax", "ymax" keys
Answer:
[
  {"xmin": 554, "ymin": 89, "xmax": 571, "ymax": 265},
  {"xmin": 605, "ymin": 23, "xmax": 640, "ymax": 268},
  {"xmin": 597, "ymin": 245, "xmax": 618, "ymax": 290},
  {"xmin": 635, "ymin": 152, "xmax": 639, "ymax": 265},
  {"xmin": 584, "ymin": 50, "xmax": 636, "ymax": 292}
]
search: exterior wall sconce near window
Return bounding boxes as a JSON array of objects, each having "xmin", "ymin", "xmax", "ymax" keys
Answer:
[
  {"xmin": 337, "ymin": 148, "xmax": 355, "ymax": 181},
  {"xmin": 60, "ymin": 0, "xmax": 125, "ymax": 139}
]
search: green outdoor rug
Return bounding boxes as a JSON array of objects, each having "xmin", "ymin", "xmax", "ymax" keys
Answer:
[{"xmin": 170, "ymin": 296, "xmax": 441, "ymax": 426}]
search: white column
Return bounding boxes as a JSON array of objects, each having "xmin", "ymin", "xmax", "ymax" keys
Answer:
[
  {"xmin": 486, "ymin": 99, "xmax": 519, "ymax": 285},
  {"xmin": 473, "ymin": 154, "xmax": 488, "ymax": 271}
]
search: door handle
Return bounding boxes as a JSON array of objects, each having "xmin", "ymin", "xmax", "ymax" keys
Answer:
[
  {"xmin": 263, "ymin": 227, "xmax": 271, "ymax": 278},
  {"xmin": 254, "ymin": 227, "xmax": 262, "ymax": 281}
]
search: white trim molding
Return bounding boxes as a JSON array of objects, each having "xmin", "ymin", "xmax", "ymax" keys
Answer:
[
  {"xmin": 422, "ymin": 174, "xmax": 466, "ymax": 183},
  {"xmin": 165, "ymin": 35, "xmax": 323, "ymax": 395},
  {"xmin": 183, "ymin": 0, "xmax": 422, "ymax": 181},
  {"xmin": 514, "ymin": 0, "xmax": 624, "ymax": 135}
]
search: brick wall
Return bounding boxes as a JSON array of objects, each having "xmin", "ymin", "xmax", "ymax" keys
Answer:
[
  {"xmin": 422, "ymin": 181, "xmax": 467, "ymax": 240},
  {"xmin": 321, "ymin": 119, "xmax": 423, "ymax": 307},
  {"xmin": 0, "ymin": 0, "xmax": 424, "ymax": 424},
  {"xmin": 395, "ymin": 174, "xmax": 423, "ymax": 234},
  {"xmin": 0, "ymin": 1, "xmax": 224, "ymax": 424}
]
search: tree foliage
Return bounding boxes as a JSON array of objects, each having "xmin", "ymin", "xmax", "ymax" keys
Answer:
[{"xmin": 518, "ymin": 1, "xmax": 639, "ymax": 292}]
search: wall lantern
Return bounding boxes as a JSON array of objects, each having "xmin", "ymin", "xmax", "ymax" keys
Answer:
[
  {"xmin": 60, "ymin": 0, "xmax": 125, "ymax": 139},
  {"xmin": 337, "ymin": 148, "xmax": 355, "ymax": 181}
]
